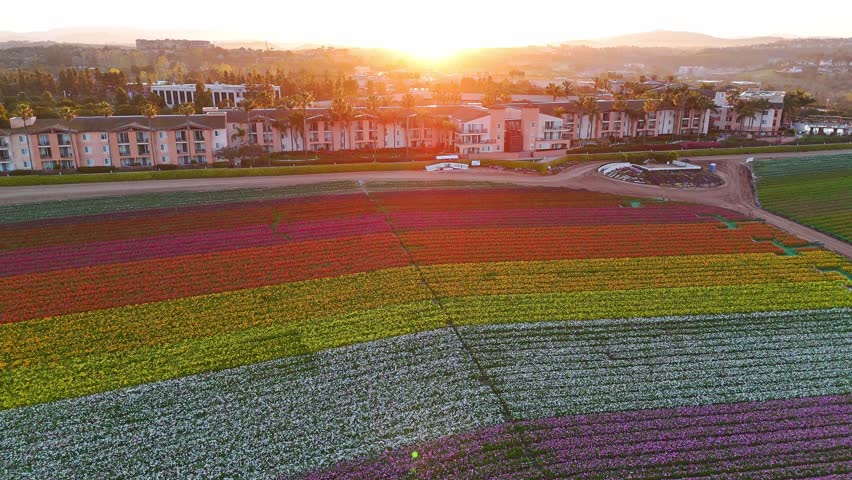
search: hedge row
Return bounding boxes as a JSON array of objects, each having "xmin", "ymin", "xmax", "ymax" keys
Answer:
[
  {"xmin": 0, "ymin": 161, "xmax": 435, "ymax": 187},
  {"xmin": 1, "ymin": 143, "xmax": 849, "ymax": 186},
  {"xmin": 546, "ymin": 142, "xmax": 852, "ymax": 168}
]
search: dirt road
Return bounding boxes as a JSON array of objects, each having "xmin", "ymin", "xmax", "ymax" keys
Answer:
[{"xmin": 3, "ymin": 149, "xmax": 850, "ymax": 258}]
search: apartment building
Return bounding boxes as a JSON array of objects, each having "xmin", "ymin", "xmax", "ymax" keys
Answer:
[
  {"xmin": 151, "ymin": 83, "xmax": 282, "ymax": 108},
  {"xmin": 711, "ymin": 90, "xmax": 785, "ymax": 135},
  {"xmin": 4, "ymin": 95, "xmax": 723, "ymax": 171},
  {"xmin": 4, "ymin": 114, "xmax": 226, "ymax": 171},
  {"xmin": 136, "ymin": 39, "xmax": 213, "ymax": 50}
]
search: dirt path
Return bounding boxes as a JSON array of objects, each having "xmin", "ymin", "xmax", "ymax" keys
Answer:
[{"xmin": 3, "ymin": 149, "xmax": 850, "ymax": 258}]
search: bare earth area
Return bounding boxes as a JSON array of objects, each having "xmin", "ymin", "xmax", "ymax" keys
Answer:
[{"xmin": 3, "ymin": 149, "xmax": 851, "ymax": 259}]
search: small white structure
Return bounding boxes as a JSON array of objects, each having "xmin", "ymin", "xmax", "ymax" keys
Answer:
[{"xmin": 425, "ymin": 162, "xmax": 469, "ymax": 171}]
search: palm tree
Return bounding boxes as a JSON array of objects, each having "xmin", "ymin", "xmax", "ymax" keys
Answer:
[
  {"xmin": 560, "ymin": 81, "xmax": 574, "ymax": 98},
  {"xmin": 288, "ymin": 110, "xmax": 305, "ymax": 154},
  {"xmin": 274, "ymin": 95, "xmax": 297, "ymax": 152},
  {"xmin": 612, "ymin": 97, "xmax": 627, "ymax": 138},
  {"xmin": 14, "ymin": 103, "xmax": 35, "ymax": 169},
  {"xmin": 365, "ymin": 95, "xmax": 382, "ymax": 161},
  {"xmin": 295, "ymin": 91, "xmax": 314, "ymax": 160},
  {"xmin": 401, "ymin": 93, "xmax": 416, "ymax": 160},
  {"xmin": 95, "ymin": 101, "xmax": 113, "ymax": 118},
  {"xmin": 782, "ymin": 89, "xmax": 816, "ymax": 128},
  {"xmin": 671, "ymin": 90, "xmax": 690, "ymax": 138},
  {"xmin": 545, "ymin": 83, "xmax": 561, "ymax": 101},
  {"xmin": 734, "ymin": 100, "xmax": 756, "ymax": 135},
  {"xmin": 625, "ymin": 107, "xmax": 644, "ymax": 138},
  {"xmin": 643, "ymin": 98, "xmax": 662, "ymax": 136},
  {"xmin": 141, "ymin": 102, "xmax": 159, "ymax": 166},
  {"xmin": 572, "ymin": 95, "xmax": 600, "ymax": 141},
  {"xmin": 329, "ymin": 92, "xmax": 354, "ymax": 152},
  {"xmin": 176, "ymin": 103, "xmax": 195, "ymax": 164},
  {"xmin": 57, "ymin": 105, "xmax": 79, "ymax": 169},
  {"xmin": 241, "ymin": 97, "xmax": 258, "ymax": 145},
  {"xmin": 691, "ymin": 95, "xmax": 717, "ymax": 140},
  {"xmin": 752, "ymin": 98, "xmax": 771, "ymax": 136},
  {"xmin": 725, "ymin": 89, "xmax": 742, "ymax": 109}
]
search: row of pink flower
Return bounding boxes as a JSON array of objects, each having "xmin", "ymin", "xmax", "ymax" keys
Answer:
[
  {"xmin": 299, "ymin": 394, "xmax": 851, "ymax": 479},
  {"xmin": 387, "ymin": 205, "xmax": 750, "ymax": 231},
  {"xmin": 1, "ymin": 205, "xmax": 751, "ymax": 277},
  {"xmin": 0, "ymin": 215, "xmax": 393, "ymax": 277}
]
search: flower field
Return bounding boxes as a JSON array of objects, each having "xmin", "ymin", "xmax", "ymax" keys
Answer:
[
  {"xmin": 1, "ymin": 184, "xmax": 850, "ymax": 479},
  {"xmin": 754, "ymin": 153, "xmax": 852, "ymax": 241}
]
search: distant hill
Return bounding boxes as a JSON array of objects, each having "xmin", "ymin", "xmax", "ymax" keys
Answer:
[
  {"xmin": 0, "ymin": 28, "xmax": 289, "ymax": 50},
  {"xmin": 565, "ymin": 30, "xmax": 788, "ymax": 49}
]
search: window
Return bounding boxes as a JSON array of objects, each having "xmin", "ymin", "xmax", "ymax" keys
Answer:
[
  {"xmin": 82, "ymin": 134, "xmax": 90, "ymax": 141},
  {"xmin": 161, "ymin": 144, "xmax": 167, "ymax": 151},
  {"xmin": 159, "ymin": 132, "xmax": 167, "ymax": 139},
  {"xmin": 214, "ymin": 130, "xmax": 221, "ymax": 137},
  {"xmin": 117, "ymin": 132, "xmax": 130, "ymax": 144},
  {"xmin": 215, "ymin": 143, "xmax": 223, "ymax": 149},
  {"xmin": 104, "ymin": 158, "xmax": 111, "ymax": 166},
  {"xmin": 84, "ymin": 146, "xmax": 93, "ymax": 154},
  {"xmin": 103, "ymin": 145, "xmax": 109, "ymax": 153},
  {"xmin": 86, "ymin": 158, "xmax": 94, "ymax": 166},
  {"xmin": 23, "ymin": 161, "xmax": 30, "ymax": 168},
  {"xmin": 161, "ymin": 155, "xmax": 169, "ymax": 163},
  {"xmin": 21, "ymin": 148, "xmax": 28, "ymax": 155},
  {"xmin": 100, "ymin": 133, "xmax": 108, "ymax": 141},
  {"xmin": 531, "ymin": 122, "xmax": 535, "ymax": 127}
]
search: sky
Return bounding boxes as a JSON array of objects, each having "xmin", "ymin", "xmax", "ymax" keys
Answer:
[{"xmin": 7, "ymin": 0, "xmax": 852, "ymax": 57}]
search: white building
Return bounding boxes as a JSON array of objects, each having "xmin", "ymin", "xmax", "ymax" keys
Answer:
[{"xmin": 151, "ymin": 83, "xmax": 282, "ymax": 108}]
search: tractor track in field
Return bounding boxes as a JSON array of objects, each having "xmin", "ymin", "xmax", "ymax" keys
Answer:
[{"xmin": 3, "ymin": 149, "xmax": 851, "ymax": 259}]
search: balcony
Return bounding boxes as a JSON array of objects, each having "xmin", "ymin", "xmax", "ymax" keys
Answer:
[
  {"xmin": 457, "ymin": 128, "xmax": 488, "ymax": 135},
  {"xmin": 59, "ymin": 147, "xmax": 74, "ymax": 159},
  {"xmin": 456, "ymin": 138, "xmax": 497, "ymax": 146},
  {"xmin": 38, "ymin": 137, "xmax": 51, "ymax": 147}
]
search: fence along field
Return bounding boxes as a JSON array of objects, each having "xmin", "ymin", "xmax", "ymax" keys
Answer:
[
  {"xmin": 754, "ymin": 153, "xmax": 852, "ymax": 242},
  {"xmin": 1, "ymin": 183, "xmax": 850, "ymax": 479}
]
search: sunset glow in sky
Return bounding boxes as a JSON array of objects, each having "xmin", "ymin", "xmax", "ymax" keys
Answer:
[{"xmin": 11, "ymin": 0, "xmax": 852, "ymax": 59}]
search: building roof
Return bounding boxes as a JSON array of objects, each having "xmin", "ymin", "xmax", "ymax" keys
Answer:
[{"xmin": 9, "ymin": 115, "xmax": 226, "ymax": 134}]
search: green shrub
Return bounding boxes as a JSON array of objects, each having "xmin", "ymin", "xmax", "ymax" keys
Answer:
[{"xmin": 77, "ymin": 166, "xmax": 116, "ymax": 174}]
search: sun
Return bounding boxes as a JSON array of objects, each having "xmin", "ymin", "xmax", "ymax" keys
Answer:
[{"xmin": 395, "ymin": 40, "xmax": 465, "ymax": 64}]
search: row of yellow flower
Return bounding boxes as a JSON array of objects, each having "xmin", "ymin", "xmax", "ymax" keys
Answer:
[
  {"xmin": 2, "ymin": 253, "xmax": 850, "ymax": 409},
  {"xmin": 423, "ymin": 251, "xmax": 850, "ymax": 297}
]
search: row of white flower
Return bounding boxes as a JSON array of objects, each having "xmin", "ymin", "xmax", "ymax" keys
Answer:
[
  {"xmin": 461, "ymin": 308, "xmax": 852, "ymax": 419},
  {"xmin": 0, "ymin": 328, "xmax": 503, "ymax": 479},
  {"xmin": 2, "ymin": 308, "xmax": 848, "ymax": 479}
]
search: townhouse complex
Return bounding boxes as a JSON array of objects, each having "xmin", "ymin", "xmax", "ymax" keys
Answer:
[{"xmin": 0, "ymin": 89, "xmax": 785, "ymax": 172}]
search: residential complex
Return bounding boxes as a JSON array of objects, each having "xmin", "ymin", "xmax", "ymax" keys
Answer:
[
  {"xmin": 710, "ymin": 90, "xmax": 785, "ymax": 135},
  {"xmin": 136, "ymin": 39, "xmax": 213, "ymax": 50},
  {"xmin": 150, "ymin": 83, "xmax": 282, "ymax": 108},
  {"xmin": 1, "ymin": 92, "xmax": 741, "ymax": 171},
  {"xmin": 1, "ymin": 114, "xmax": 227, "ymax": 172}
]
